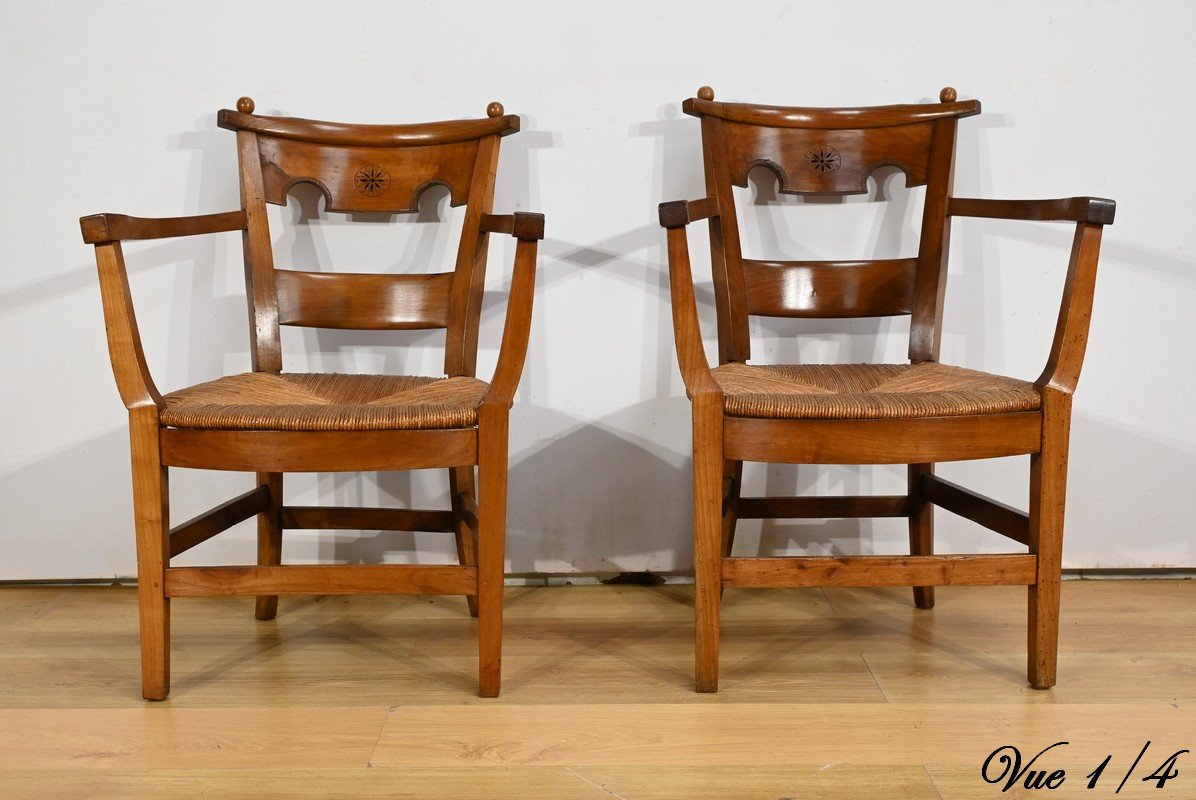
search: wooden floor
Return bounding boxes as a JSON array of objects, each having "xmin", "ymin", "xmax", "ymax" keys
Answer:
[{"xmin": 0, "ymin": 580, "xmax": 1193, "ymax": 798}]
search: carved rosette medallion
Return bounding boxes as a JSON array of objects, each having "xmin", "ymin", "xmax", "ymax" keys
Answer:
[
  {"xmin": 353, "ymin": 165, "xmax": 391, "ymax": 196},
  {"xmin": 806, "ymin": 145, "xmax": 842, "ymax": 174}
]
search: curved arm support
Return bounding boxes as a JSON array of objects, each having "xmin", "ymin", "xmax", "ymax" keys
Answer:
[
  {"xmin": 664, "ymin": 225, "xmax": 720, "ymax": 399},
  {"xmin": 1036, "ymin": 223, "xmax": 1106, "ymax": 394},
  {"xmin": 80, "ymin": 211, "xmax": 247, "ymax": 412},
  {"xmin": 946, "ymin": 196, "xmax": 1113, "ymax": 395},
  {"xmin": 482, "ymin": 233, "xmax": 540, "ymax": 408},
  {"xmin": 91, "ymin": 242, "xmax": 163, "ymax": 411}
]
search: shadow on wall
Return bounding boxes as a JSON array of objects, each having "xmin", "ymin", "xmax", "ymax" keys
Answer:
[{"xmin": 1065, "ymin": 411, "xmax": 1196, "ymax": 569}]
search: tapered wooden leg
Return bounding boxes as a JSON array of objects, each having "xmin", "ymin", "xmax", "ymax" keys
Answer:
[
  {"xmin": 476, "ymin": 405, "xmax": 508, "ymax": 698},
  {"xmin": 693, "ymin": 396, "xmax": 724, "ymax": 693},
  {"xmin": 1029, "ymin": 392, "xmax": 1070, "ymax": 689},
  {"xmin": 450, "ymin": 466, "xmax": 480, "ymax": 618},
  {"xmin": 130, "ymin": 411, "xmax": 170, "ymax": 700},
  {"xmin": 908, "ymin": 463, "xmax": 935, "ymax": 609},
  {"xmin": 722, "ymin": 460, "xmax": 742, "ymax": 558},
  {"xmin": 717, "ymin": 460, "xmax": 742, "ymax": 601},
  {"xmin": 254, "ymin": 472, "xmax": 283, "ymax": 621}
]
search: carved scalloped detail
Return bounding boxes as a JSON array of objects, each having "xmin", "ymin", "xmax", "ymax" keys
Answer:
[
  {"xmin": 405, "ymin": 179, "xmax": 457, "ymax": 212},
  {"xmin": 277, "ymin": 174, "xmax": 334, "ymax": 207},
  {"xmin": 741, "ymin": 158, "xmax": 791, "ymax": 191}
]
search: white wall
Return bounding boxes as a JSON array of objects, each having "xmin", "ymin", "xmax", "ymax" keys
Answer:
[{"xmin": 1, "ymin": 1, "xmax": 1193, "ymax": 579}]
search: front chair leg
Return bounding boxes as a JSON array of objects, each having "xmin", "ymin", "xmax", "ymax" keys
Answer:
[
  {"xmin": 254, "ymin": 472, "xmax": 283, "ymax": 621},
  {"xmin": 693, "ymin": 397, "xmax": 724, "ymax": 692},
  {"xmin": 908, "ymin": 463, "xmax": 935, "ymax": 609},
  {"xmin": 130, "ymin": 413, "xmax": 170, "ymax": 700},
  {"xmin": 476, "ymin": 405, "xmax": 509, "ymax": 697},
  {"xmin": 449, "ymin": 466, "xmax": 480, "ymax": 618},
  {"xmin": 1029, "ymin": 396, "xmax": 1070, "ymax": 689}
]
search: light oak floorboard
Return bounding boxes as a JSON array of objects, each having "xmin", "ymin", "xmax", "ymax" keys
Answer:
[
  {"xmin": 370, "ymin": 702, "xmax": 1193, "ymax": 767},
  {"xmin": 0, "ymin": 765, "xmax": 942, "ymax": 800},
  {"xmin": 0, "ymin": 581, "xmax": 1192, "ymax": 796},
  {"xmin": 0, "ymin": 706, "xmax": 389, "ymax": 769}
]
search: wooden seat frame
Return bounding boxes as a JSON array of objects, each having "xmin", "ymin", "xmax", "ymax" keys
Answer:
[
  {"xmin": 659, "ymin": 87, "xmax": 1114, "ymax": 692},
  {"xmin": 81, "ymin": 98, "xmax": 544, "ymax": 699}
]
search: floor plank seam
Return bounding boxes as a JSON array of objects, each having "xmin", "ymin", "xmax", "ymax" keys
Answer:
[
  {"xmin": 819, "ymin": 587, "xmax": 840, "ymax": 616},
  {"xmin": 860, "ymin": 653, "xmax": 890, "ymax": 703},
  {"xmin": 565, "ymin": 765, "xmax": 629, "ymax": 799},
  {"xmin": 923, "ymin": 764, "xmax": 946, "ymax": 800},
  {"xmin": 365, "ymin": 705, "xmax": 397, "ymax": 768}
]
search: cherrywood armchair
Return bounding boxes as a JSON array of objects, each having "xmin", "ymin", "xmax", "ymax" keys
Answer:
[
  {"xmin": 81, "ymin": 97, "xmax": 543, "ymax": 699},
  {"xmin": 659, "ymin": 87, "xmax": 1114, "ymax": 692}
]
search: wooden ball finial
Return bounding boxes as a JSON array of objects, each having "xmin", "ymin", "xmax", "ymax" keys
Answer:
[
  {"xmin": 939, "ymin": 87, "xmax": 957, "ymax": 103},
  {"xmin": 697, "ymin": 86, "xmax": 715, "ymax": 101},
  {"xmin": 236, "ymin": 96, "xmax": 255, "ymax": 114},
  {"xmin": 487, "ymin": 101, "xmax": 504, "ymax": 118}
]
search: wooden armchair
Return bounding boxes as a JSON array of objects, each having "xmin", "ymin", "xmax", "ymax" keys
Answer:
[
  {"xmin": 659, "ymin": 87, "xmax": 1114, "ymax": 692},
  {"xmin": 80, "ymin": 97, "xmax": 543, "ymax": 699}
]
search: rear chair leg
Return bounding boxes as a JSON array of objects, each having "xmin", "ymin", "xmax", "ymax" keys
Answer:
[
  {"xmin": 476, "ymin": 405, "xmax": 509, "ymax": 698},
  {"xmin": 449, "ymin": 466, "xmax": 480, "ymax": 618},
  {"xmin": 130, "ymin": 412, "xmax": 170, "ymax": 700},
  {"xmin": 255, "ymin": 472, "xmax": 283, "ymax": 621},
  {"xmin": 693, "ymin": 398, "xmax": 724, "ymax": 693},
  {"xmin": 722, "ymin": 460, "xmax": 742, "ymax": 559},
  {"xmin": 908, "ymin": 463, "xmax": 935, "ymax": 609},
  {"xmin": 1029, "ymin": 394, "xmax": 1070, "ymax": 689},
  {"xmin": 718, "ymin": 460, "xmax": 742, "ymax": 601}
]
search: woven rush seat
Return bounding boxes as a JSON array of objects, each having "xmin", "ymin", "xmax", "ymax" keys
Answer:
[
  {"xmin": 160, "ymin": 372, "xmax": 488, "ymax": 431},
  {"xmin": 711, "ymin": 362, "xmax": 1041, "ymax": 420}
]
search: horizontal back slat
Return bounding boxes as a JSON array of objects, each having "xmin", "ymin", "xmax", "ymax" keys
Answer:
[
  {"xmin": 743, "ymin": 258, "xmax": 917, "ymax": 318},
  {"xmin": 276, "ymin": 269, "xmax": 453, "ymax": 330}
]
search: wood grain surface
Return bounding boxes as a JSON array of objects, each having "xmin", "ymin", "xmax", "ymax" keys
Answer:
[{"xmin": 0, "ymin": 582, "xmax": 1191, "ymax": 798}]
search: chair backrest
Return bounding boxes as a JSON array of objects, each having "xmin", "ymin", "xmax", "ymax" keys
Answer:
[
  {"xmin": 684, "ymin": 87, "xmax": 980, "ymax": 364},
  {"xmin": 217, "ymin": 97, "xmax": 519, "ymax": 377}
]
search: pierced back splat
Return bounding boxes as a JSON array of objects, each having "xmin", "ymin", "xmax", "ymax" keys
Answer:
[
  {"xmin": 684, "ymin": 87, "xmax": 980, "ymax": 363},
  {"xmin": 218, "ymin": 99, "xmax": 519, "ymax": 376}
]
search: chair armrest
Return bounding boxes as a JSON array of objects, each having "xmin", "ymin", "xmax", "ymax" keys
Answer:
[
  {"xmin": 663, "ymin": 224, "xmax": 720, "ymax": 398},
  {"xmin": 481, "ymin": 218, "xmax": 542, "ymax": 408},
  {"xmin": 658, "ymin": 197, "xmax": 719, "ymax": 229},
  {"xmin": 948, "ymin": 196, "xmax": 1115, "ymax": 226},
  {"xmin": 480, "ymin": 212, "xmax": 545, "ymax": 241},
  {"xmin": 79, "ymin": 210, "xmax": 248, "ymax": 411},
  {"xmin": 948, "ymin": 196, "xmax": 1115, "ymax": 393},
  {"xmin": 79, "ymin": 210, "xmax": 248, "ymax": 245}
]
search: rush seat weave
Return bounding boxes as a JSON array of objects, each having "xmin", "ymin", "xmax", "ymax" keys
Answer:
[
  {"xmin": 712, "ymin": 362, "xmax": 1041, "ymax": 420},
  {"xmin": 160, "ymin": 373, "xmax": 488, "ymax": 431}
]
